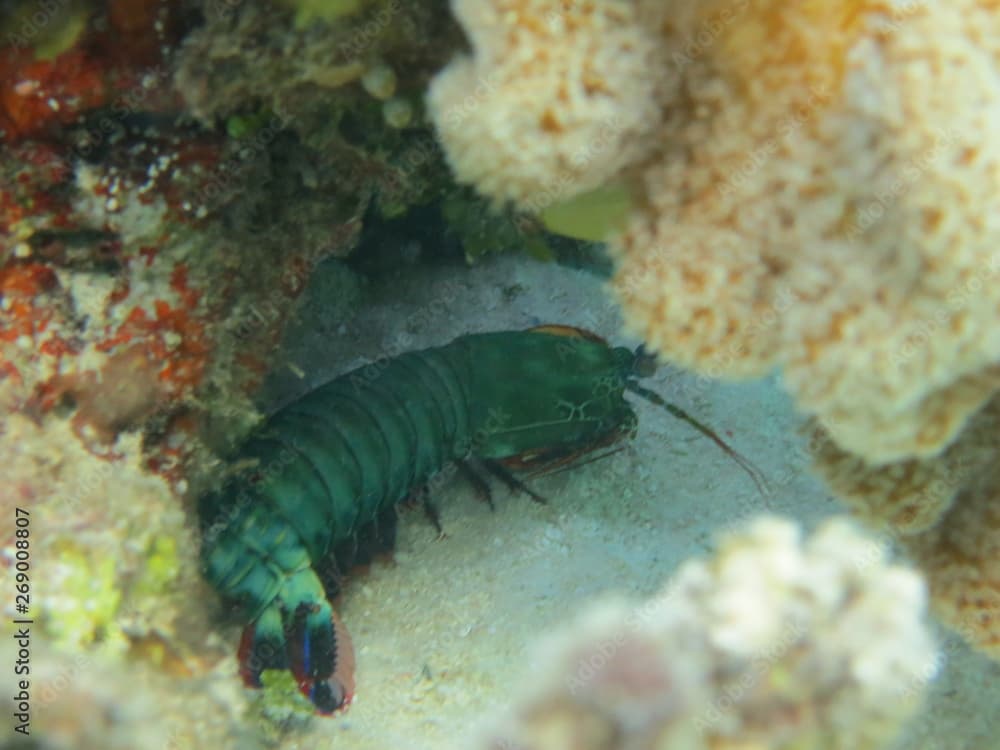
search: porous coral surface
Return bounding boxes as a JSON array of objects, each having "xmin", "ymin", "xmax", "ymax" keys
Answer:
[
  {"xmin": 808, "ymin": 396, "xmax": 1000, "ymax": 535},
  {"xmin": 620, "ymin": 0, "xmax": 1000, "ymax": 466},
  {"xmin": 428, "ymin": 0, "xmax": 671, "ymax": 209}
]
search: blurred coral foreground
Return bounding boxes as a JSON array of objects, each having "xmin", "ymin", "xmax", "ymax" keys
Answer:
[
  {"xmin": 480, "ymin": 516, "xmax": 938, "ymax": 750},
  {"xmin": 428, "ymin": 0, "xmax": 1000, "ymax": 660}
]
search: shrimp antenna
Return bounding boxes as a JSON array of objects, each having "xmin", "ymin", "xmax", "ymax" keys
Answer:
[{"xmin": 626, "ymin": 381, "xmax": 770, "ymax": 497}]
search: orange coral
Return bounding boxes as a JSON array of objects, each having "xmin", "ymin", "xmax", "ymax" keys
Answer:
[
  {"xmin": 0, "ymin": 47, "xmax": 107, "ymax": 141},
  {"xmin": 2, "ymin": 237, "xmax": 212, "ymax": 464},
  {"xmin": 0, "ymin": 262, "xmax": 59, "ymax": 346},
  {"xmin": 43, "ymin": 344, "xmax": 168, "ymax": 447},
  {"xmin": 0, "ymin": 1, "xmax": 184, "ymax": 143},
  {"xmin": 95, "ymin": 265, "xmax": 209, "ymax": 398}
]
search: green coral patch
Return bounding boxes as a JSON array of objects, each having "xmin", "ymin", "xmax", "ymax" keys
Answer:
[
  {"xmin": 282, "ymin": 0, "xmax": 366, "ymax": 28},
  {"xmin": 442, "ymin": 189, "xmax": 554, "ymax": 263},
  {"xmin": 540, "ymin": 182, "xmax": 632, "ymax": 242}
]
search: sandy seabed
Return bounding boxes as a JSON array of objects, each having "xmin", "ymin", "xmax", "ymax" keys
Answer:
[{"xmin": 258, "ymin": 254, "xmax": 999, "ymax": 750}]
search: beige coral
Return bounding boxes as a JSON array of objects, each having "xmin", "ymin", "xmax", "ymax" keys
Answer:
[
  {"xmin": 427, "ymin": 0, "xmax": 674, "ymax": 210},
  {"xmin": 480, "ymin": 516, "xmax": 938, "ymax": 750},
  {"xmin": 807, "ymin": 393, "xmax": 1000, "ymax": 657},
  {"xmin": 905, "ymin": 460, "xmax": 1000, "ymax": 659},
  {"xmin": 614, "ymin": 216, "xmax": 783, "ymax": 378},
  {"xmin": 430, "ymin": 0, "xmax": 1000, "ymax": 465},
  {"xmin": 621, "ymin": 0, "xmax": 1000, "ymax": 465},
  {"xmin": 808, "ymin": 395, "xmax": 1000, "ymax": 535}
]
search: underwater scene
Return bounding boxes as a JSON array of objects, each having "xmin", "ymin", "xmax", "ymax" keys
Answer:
[{"xmin": 1, "ymin": 1, "xmax": 999, "ymax": 748}]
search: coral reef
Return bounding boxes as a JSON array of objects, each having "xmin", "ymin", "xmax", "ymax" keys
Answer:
[
  {"xmin": 0, "ymin": 2, "xmax": 476, "ymax": 746},
  {"xmin": 905, "ymin": 458, "xmax": 1000, "ymax": 660},
  {"xmin": 0, "ymin": 0, "xmax": 187, "ymax": 143},
  {"xmin": 0, "ymin": 6, "xmax": 330, "ymax": 471},
  {"xmin": 0, "ymin": 122, "xmax": 313, "ymax": 468},
  {"xmin": 171, "ymin": 0, "xmax": 564, "ymax": 258},
  {"xmin": 2, "ymin": 0, "xmax": 990, "ymax": 746},
  {"xmin": 428, "ymin": 0, "xmax": 1000, "ymax": 466},
  {"xmin": 0, "ymin": 0, "xmax": 476, "ymax": 471},
  {"xmin": 173, "ymin": 0, "xmax": 416, "ymax": 126},
  {"xmin": 428, "ymin": 0, "xmax": 1000, "ymax": 663},
  {"xmin": 0, "ymin": 412, "xmax": 198, "ymax": 658},
  {"xmin": 441, "ymin": 187, "xmax": 554, "ymax": 262},
  {"xmin": 427, "ymin": 0, "xmax": 670, "ymax": 209},
  {"xmin": 808, "ymin": 396, "xmax": 1000, "ymax": 535},
  {"xmin": 811, "ymin": 393, "xmax": 1000, "ymax": 659},
  {"xmin": 480, "ymin": 516, "xmax": 938, "ymax": 750}
]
